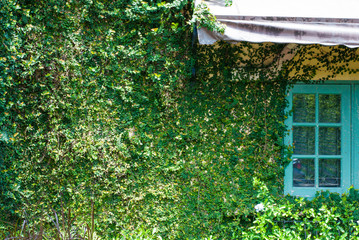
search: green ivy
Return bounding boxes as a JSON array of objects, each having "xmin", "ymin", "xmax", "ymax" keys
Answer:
[{"xmin": 1, "ymin": 0, "xmax": 359, "ymax": 239}]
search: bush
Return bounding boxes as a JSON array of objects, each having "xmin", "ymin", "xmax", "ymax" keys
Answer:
[{"xmin": 243, "ymin": 180, "xmax": 359, "ymax": 239}]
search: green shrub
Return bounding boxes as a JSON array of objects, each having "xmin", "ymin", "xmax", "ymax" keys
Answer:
[{"xmin": 243, "ymin": 180, "xmax": 359, "ymax": 239}]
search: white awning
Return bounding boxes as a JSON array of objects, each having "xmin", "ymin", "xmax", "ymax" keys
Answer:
[{"xmin": 196, "ymin": 0, "xmax": 359, "ymax": 48}]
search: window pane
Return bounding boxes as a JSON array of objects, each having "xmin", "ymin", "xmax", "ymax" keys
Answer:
[
  {"xmin": 319, "ymin": 127, "xmax": 341, "ymax": 155},
  {"xmin": 293, "ymin": 126, "xmax": 315, "ymax": 155},
  {"xmin": 319, "ymin": 94, "xmax": 341, "ymax": 123},
  {"xmin": 293, "ymin": 158, "xmax": 315, "ymax": 187},
  {"xmin": 293, "ymin": 94, "xmax": 315, "ymax": 123},
  {"xmin": 319, "ymin": 159, "xmax": 341, "ymax": 187}
]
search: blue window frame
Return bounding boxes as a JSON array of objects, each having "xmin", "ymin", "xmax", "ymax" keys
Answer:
[{"xmin": 284, "ymin": 84, "xmax": 358, "ymax": 198}]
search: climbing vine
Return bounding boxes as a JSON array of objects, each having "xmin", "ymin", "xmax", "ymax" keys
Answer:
[{"xmin": 1, "ymin": 0, "xmax": 359, "ymax": 238}]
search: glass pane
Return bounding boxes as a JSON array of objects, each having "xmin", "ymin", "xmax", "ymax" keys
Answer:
[
  {"xmin": 293, "ymin": 127, "xmax": 315, "ymax": 155},
  {"xmin": 319, "ymin": 94, "xmax": 341, "ymax": 123},
  {"xmin": 319, "ymin": 159, "xmax": 341, "ymax": 187},
  {"xmin": 293, "ymin": 94, "xmax": 315, "ymax": 123},
  {"xmin": 319, "ymin": 127, "xmax": 341, "ymax": 155},
  {"xmin": 293, "ymin": 158, "xmax": 315, "ymax": 187}
]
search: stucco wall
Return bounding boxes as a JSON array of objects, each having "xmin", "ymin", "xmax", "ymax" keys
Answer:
[
  {"xmin": 226, "ymin": 42, "xmax": 359, "ymax": 81},
  {"xmin": 288, "ymin": 45, "xmax": 359, "ymax": 81}
]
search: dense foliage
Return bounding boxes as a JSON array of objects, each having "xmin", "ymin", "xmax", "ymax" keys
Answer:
[
  {"xmin": 1, "ymin": 0, "xmax": 359, "ymax": 239},
  {"xmin": 1, "ymin": 0, "xmax": 192, "ymax": 237},
  {"xmin": 243, "ymin": 180, "xmax": 359, "ymax": 239}
]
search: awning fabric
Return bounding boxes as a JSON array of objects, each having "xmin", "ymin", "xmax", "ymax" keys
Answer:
[{"xmin": 196, "ymin": 0, "xmax": 359, "ymax": 48}]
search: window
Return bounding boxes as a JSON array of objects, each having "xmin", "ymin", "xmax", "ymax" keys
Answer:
[{"xmin": 284, "ymin": 84, "xmax": 359, "ymax": 198}]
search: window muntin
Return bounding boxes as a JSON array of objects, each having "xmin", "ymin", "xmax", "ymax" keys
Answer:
[{"xmin": 285, "ymin": 85, "xmax": 351, "ymax": 198}]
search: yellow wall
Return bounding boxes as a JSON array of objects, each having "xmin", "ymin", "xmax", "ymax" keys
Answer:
[
  {"xmin": 226, "ymin": 42, "xmax": 359, "ymax": 81},
  {"xmin": 287, "ymin": 45, "xmax": 359, "ymax": 81}
]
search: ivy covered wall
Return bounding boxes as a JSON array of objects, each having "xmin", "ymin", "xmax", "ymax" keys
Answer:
[{"xmin": 1, "ymin": 0, "xmax": 359, "ymax": 238}]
